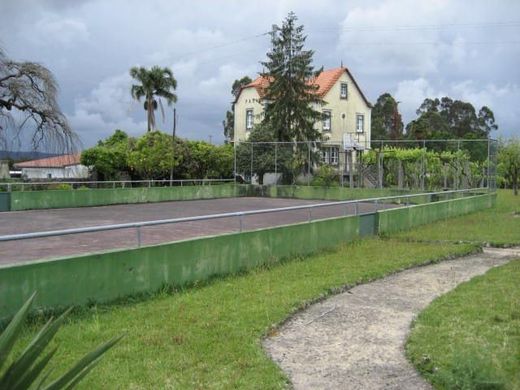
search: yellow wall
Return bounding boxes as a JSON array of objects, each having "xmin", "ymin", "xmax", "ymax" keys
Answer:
[
  {"xmin": 320, "ymin": 72, "xmax": 371, "ymax": 148},
  {"xmin": 234, "ymin": 87, "xmax": 264, "ymax": 141}
]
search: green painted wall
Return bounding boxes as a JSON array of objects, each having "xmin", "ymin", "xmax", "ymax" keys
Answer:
[
  {"xmin": 377, "ymin": 193, "xmax": 495, "ymax": 235},
  {"xmin": 0, "ymin": 192, "xmax": 10, "ymax": 212},
  {"xmin": 0, "ymin": 190, "xmax": 494, "ymax": 319},
  {"xmin": 0, "ymin": 215, "xmax": 360, "ymax": 318},
  {"xmin": 9, "ymin": 184, "xmax": 243, "ymax": 211},
  {"xmin": 249, "ymin": 185, "xmax": 412, "ymax": 201}
]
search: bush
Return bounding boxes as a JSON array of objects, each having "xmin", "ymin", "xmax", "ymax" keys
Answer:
[{"xmin": 311, "ymin": 165, "xmax": 339, "ymax": 187}]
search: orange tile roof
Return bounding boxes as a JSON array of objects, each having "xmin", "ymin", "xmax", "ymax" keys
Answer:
[
  {"xmin": 15, "ymin": 154, "xmax": 82, "ymax": 169},
  {"xmin": 237, "ymin": 67, "xmax": 371, "ymax": 107}
]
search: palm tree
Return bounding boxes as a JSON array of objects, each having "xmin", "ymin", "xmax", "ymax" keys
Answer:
[{"xmin": 130, "ymin": 66, "xmax": 177, "ymax": 132}]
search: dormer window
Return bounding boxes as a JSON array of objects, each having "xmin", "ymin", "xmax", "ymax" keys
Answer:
[
  {"xmin": 246, "ymin": 109, "xmax": 253, "ymax": 131},
  {"xmin": 340, "ymin": 83, "xmax": 348, "ymax": 99},
  {"xmin": 322, "ymin": 110, "xmax": 331, "ymax": 132}
]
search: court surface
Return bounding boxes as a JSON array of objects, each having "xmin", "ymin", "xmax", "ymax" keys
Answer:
[{"xmin": 0, "ymin": 197, "xmax": 392, "ymax": 265}]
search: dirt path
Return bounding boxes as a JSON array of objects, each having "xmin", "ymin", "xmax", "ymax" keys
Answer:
[{"xmin": 263, "ymin": 247, "xmax": 520, "ymax": 390}]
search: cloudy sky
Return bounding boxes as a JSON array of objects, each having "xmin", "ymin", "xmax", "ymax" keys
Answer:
[{"xmin": 1, "ymin": 0, "xmax": 518, "ymax": 149}]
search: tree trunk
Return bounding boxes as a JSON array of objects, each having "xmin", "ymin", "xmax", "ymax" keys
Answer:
[{"xmin": 147, "ymin": 97, "xmax": 153, "ymax": 132}]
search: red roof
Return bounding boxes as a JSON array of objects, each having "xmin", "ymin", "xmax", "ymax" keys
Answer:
[
  {"xmin": 15, "ymin": 154, "xmax": 82, "ymax": 169},
  {"xmin": 236, "ymin": 67, "xmax": 372, "ymax": 107}
]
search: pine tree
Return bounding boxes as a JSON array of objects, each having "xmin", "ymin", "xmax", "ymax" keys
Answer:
[{"xmin": 261, "ymin": 12, "xmax": 324, "ymax": 143}]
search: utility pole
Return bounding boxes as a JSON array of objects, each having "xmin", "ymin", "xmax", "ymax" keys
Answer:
[{"xmin": 170, "ymin": 107, "xmax": 177, "ymax": 184}]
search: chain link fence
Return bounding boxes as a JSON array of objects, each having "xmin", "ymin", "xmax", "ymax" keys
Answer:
[{"xmin": 234, "ymin": 139, "xmax": 498, "ymax": 191}]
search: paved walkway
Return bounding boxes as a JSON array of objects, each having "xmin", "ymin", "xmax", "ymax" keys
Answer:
[{"xmin": 263, "ymin": 247, "xmax": 520, "ymax": 389}]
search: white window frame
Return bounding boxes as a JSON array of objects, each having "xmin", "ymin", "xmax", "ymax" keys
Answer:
[
  {"xmin": 356, "ymin": 114, "xmax": 364, "ymax": 133},
  {"xmin": 340, "ymin": 83, "xmax": 348, "ymax": 99},
  {"xmin": 322, "ymin": 110, "xmax": 331, "ymax": 132},
  {"xmin": 330, "ymin": 147, "xmax": 339, "ymax": 165},
  {"xmin": 246, "ymin": 109, "xmax": 254, "ymax": 131},
  {"xmin": 321, "ymin": 147, "xmax": 339, "ymax": 165}
]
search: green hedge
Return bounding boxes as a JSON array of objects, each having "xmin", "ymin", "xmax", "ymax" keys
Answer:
[{"xmin": 9, "ymin": 184, "xmax": 243, "ymax": 211}]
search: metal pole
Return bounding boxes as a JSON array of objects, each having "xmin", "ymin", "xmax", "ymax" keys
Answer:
[
  {"xmin": 170, "ymin": 107, "xmax": 176, "ymax": 186},
  {"xmin": 274, "ymin": 142, "xmax": 278, "ymax": 186},
  {"xmin": 136, "ymin": 226, "xmax": 142, "ymax": 248},
  {"xmin": 233, "ymin": 141, "xmax": 237, "ymax": 186},
  {"xmin": 486, "ymin": 138, "xmax": 491, "ymax": 191},
  {"xmin": 307, "ymin": 141, "xmax": 311, "ymax": 186},
  {"xmin": 250, "ymin": 143, "xmax": 254, "ymax": 184}
]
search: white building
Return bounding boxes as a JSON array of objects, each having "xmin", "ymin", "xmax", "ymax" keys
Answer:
[{"xmin": 14, "ymin": 154, "xmax": 89, "ymax": 180}]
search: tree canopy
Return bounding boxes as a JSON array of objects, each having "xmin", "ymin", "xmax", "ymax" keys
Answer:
[
  {"xmin": 371, "ymin": 93, "xmax": 403, "ymax": 140},
  {"xmin": 0, "ymin": 48, "xmax": 77, "ymax": 152},
  {"xmin": 260, "ymin": 12, "xmax": 323, "ymax": 142},
  {"xmin": 130, "ymin": 66, "xmax": 177, "ymax": 132},
  {"xmin": 406, "ymin": 97, "xmax": 497, "ymax": 140},
  {"xmin": 81, "ymin": 129, "xmax": 233, "ymax": 181},
  {"xmin": 498, "ymin": 138, "xmax": 520, "ymax": 195}
]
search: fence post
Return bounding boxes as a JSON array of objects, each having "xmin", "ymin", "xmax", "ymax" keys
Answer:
[
  {"xmin": 238, "ymin": 213, "xmax": 244, "ymax": 232},
  {"xmin": 250, "ymin": 143, "xmax": 254, "ymax": 184},
  {"xmin": 486, "ymin": 138, "xmax": 491, "ymax": 191},
  {"xmin": 233, "ymin": 141, "xmax": 237, "ymax": 186},
  {"xmin": 308, "ymin": 207, "xmax": 312, "ymax": 222},
  {"xmin": 136, "ymin": 226, "xmax": 142, "ymax": 248},
  {"xmin": 274, "ymin": 142, "xmax": 278, "ymax": 186},
  {"xmin": 307, "ymin": 141, "xmax": 311, "ymax": 186}
]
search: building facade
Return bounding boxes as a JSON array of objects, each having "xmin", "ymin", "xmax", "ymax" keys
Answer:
[
  {"xmin": 14, "ymin": 154, "xmax": 89, "ymax": 180},
  {"xmin": 233, "ymin": 66, "xmax": 372, "ymax": 165}
]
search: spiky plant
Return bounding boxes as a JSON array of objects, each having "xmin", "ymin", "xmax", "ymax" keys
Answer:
[{"xmin": 0, "ymin": 292, "xmax": 122, "ymax": 389}]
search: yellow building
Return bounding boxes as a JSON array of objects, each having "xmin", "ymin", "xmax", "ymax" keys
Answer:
[{"xmin": 233, "ymin": 66, "xmax": 372, "ymax": 168}]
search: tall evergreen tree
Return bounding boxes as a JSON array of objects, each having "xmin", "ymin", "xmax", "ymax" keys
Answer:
[{"xmin": 260, "ymin": 12, "xmax": 324, "ymax": 143}]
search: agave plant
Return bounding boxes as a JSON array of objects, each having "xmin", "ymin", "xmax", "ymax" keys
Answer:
[{"xmin": 0, "ymin": 292, "xmax": 122, "ymax": 389}]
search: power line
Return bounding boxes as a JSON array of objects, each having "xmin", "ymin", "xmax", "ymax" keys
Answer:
[
  {"xmin": 173, "ymin": 32, "xmax": 269, "ymax": 61},
  {"xmin": 312, "ymin": 21, "xmax": 520, "ymax": 33}
]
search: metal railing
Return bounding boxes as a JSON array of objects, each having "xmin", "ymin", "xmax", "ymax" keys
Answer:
[
  {"xmin": 0, "ymin": 188, "xmax": 485, "ymax": 247},
  {"xmin": 0, "ymin": 178, "xmax": 234, "ymax": 192}
]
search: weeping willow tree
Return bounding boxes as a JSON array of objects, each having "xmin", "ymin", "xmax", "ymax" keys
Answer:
[{"xmin": 0, "ymin": 48, "xmax": 78, "ymax": 152}]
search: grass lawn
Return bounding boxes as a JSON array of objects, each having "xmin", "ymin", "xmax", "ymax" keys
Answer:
[
  {"xmin": 394, "ymin": 190, "xmax": 520, "ymax": 246},
  {"xmin": 8, "ymin": 189, "xmax": 518, "ymax": 389},
  {"xmin": 14, "ymin": 239, "xmax": 477, "ymax": 389},
  {"xmin": 406, "ymin": 259, "xmax": 520, "ymax": 389}
]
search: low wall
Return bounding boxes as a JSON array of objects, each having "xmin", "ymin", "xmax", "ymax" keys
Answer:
[
  {"xmin": 8, "ymin": 184, "xmax": 243, "ymax": 211},
  {"xmin": 249, "ymin": 185, "xmax": 411, "ymax": 201},
  {"xmin": 377, "ymin": 192, "xmax": 496, "ymax": 235},
  {"xmin": 0, "ymin": 192, "xmax": 495, "ymax": 319},
  {"xmin": 0, "ymin": 215, "xmax": 359, "ymax": 318}
]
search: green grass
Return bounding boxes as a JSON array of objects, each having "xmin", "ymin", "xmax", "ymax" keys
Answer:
[
  {"xmin": 406, "ymin": 260, "xmax": 520, "ymax": 390},
  {"xmin": 394, "ymin": 190, "xmax": 520, "ymax": 246},
  {"xmin": 13, "ymin": 239, "xmax": 477, "ymax": 389}
]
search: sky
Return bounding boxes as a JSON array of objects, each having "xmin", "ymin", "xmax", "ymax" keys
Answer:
[{"xmin": 1, "ymin": 0, "xmax": 519, "ymax": 149}]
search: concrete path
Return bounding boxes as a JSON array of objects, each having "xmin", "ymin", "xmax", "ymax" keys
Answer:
[{"xmin": 263, "ymin": 247, "xmax": 520, "ymax": 390}]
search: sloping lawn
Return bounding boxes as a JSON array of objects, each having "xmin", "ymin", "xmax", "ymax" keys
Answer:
[
  {"xmin": 13, "ymin": 239, "xmax": 477, "ymax": 389},
  {"xmin": 394, "ymin": 190, "xmax": 520, "ymax": 246},
  {"xmin": 407, "ymin": 259, "xmax": 520, "ymax": 389}
]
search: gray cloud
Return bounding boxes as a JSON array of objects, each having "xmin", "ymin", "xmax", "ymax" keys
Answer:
[{"xmin": 0, "ymin": 0, "xmax": 518, "ymax": 149}]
